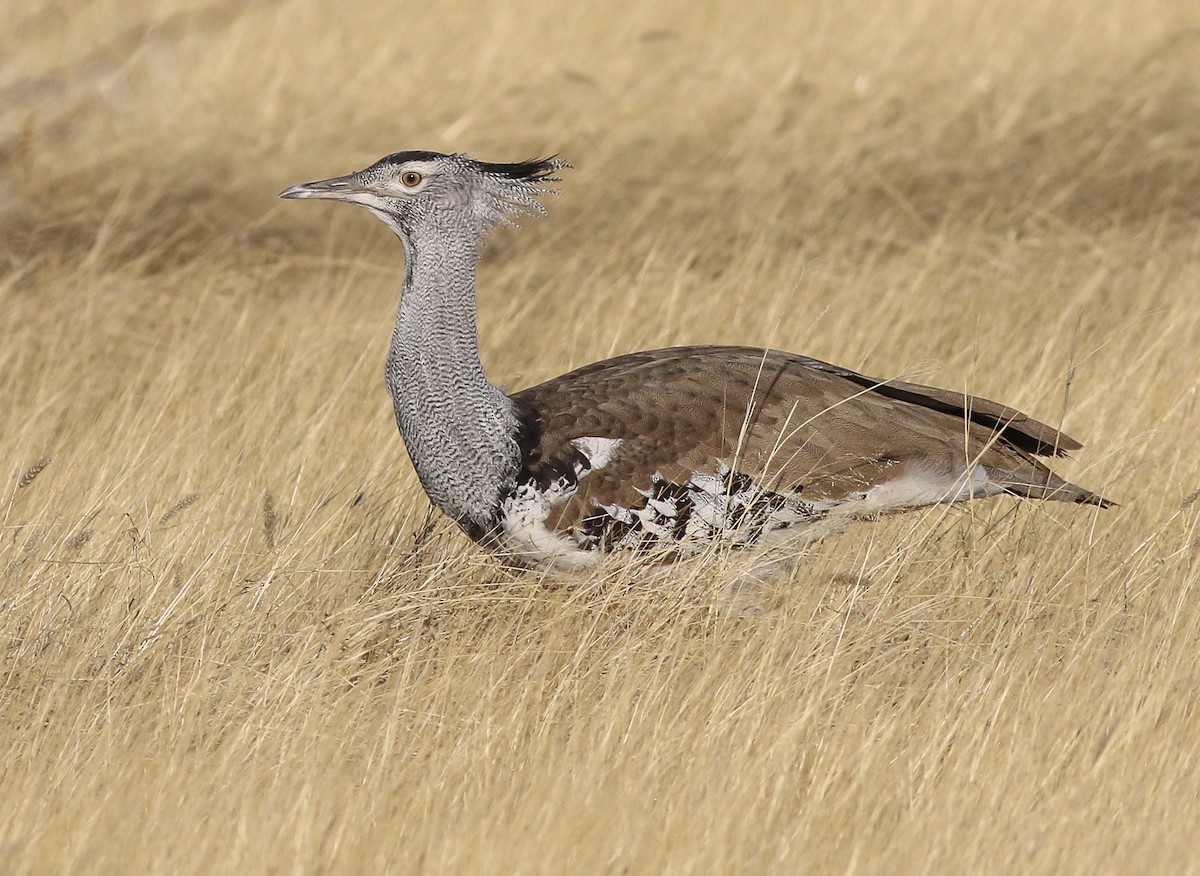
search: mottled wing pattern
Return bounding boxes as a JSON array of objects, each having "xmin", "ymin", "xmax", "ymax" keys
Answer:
[{"xmin": 508, "ymin": 346, "xmax": 1104, "ymax": 555}]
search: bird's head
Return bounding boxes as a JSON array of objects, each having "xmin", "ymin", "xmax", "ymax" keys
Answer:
[{"xmin": 279, "ymin": 150, "xmax": 567, "ymax": 237}]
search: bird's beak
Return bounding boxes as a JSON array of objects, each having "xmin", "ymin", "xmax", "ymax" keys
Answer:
[{"xmin": 278, "ymin": 174, "xmax": 371, "ymax": 201}]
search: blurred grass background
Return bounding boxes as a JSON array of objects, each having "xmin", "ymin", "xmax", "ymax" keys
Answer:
[{"xmin": 2, "ymin": 0, "xmax": 1200, "ymax": 872}]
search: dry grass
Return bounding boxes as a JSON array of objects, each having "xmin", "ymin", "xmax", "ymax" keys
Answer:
[{"xmin": 3, "ymin": 0, "xmax": 1200, "ymax": 872}]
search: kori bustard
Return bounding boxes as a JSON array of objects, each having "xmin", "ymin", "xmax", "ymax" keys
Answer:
[{"xmin": 280, "ymin": 151, "xmax": 1109, "ymax": 570}]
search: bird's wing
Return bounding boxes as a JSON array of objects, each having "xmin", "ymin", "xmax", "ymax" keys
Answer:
[{"xmin": 508, "ymin": 346, "xmax": 1095, "ymax": 542}]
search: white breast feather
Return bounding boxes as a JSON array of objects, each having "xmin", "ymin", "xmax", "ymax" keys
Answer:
[{"xmin": 499, "ymin": 437, "xmax": 623, "ymax": 567}]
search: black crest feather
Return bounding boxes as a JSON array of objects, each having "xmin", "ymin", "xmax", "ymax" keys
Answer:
[
  {"xmin": 381, "ymin": 149, "xmax": 447, "ymax": 166},
  {"xmin": 477, "ymin": 156, "xmax": 569, "ymax": 182}
]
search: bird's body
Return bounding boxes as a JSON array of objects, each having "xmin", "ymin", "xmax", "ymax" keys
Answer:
[{"xmin": 281, "ymin": 151, "xmax": 1109, "ymax": 571}]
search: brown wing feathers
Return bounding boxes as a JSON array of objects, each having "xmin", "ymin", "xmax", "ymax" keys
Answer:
[{"xmin": 510, "ymin": 346, "xmax": 1108, "ymax": 537}]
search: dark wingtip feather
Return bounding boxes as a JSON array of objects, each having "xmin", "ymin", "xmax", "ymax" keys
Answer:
[{"xmin": 1000, "ymin": 480, "xmax": 1116, "ymax": 508}]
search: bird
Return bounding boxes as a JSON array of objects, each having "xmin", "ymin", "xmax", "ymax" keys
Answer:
[{"xmin": 279, "ymin": 150, "xmax": 1111, "ymax": 571}]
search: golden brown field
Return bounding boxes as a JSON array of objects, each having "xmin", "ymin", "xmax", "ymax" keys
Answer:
[{"xmin": 3, "ymin": 0, "xmax": 1200, "ymax": 872}]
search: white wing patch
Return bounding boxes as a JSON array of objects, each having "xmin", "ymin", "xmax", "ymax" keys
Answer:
[
  {"xmin": 570, "ymin": 436, "xmax": 623, "ymax": 470},
  {"xmin": 580, "ymin": 464, "xmax": 825, "ymax": 556}
]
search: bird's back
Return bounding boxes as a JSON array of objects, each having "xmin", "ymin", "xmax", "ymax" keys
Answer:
[{"xmin": 504, "ymin": 345, "xmax": 1107, "ymax": 560}]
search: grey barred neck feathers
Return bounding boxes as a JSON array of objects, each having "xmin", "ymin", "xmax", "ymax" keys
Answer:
[
  {"xmin": 280, "ymin": 149, "xmax": 1112, "ymax": 571},
  {"xmin": 282, "ymin": 150, "xmax": 568, "ymax": 536}
]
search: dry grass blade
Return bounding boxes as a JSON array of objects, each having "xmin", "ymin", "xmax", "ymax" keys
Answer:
[
  {"xmin": 262, "ymin": 489, "xmax": 277, "ymax": 550},
  {"xmin": 159, "ymin": 492, "xmax": 202, "ymax": 525},
  {"xmin": 64, "ymin": 529, "xmax": 93, "ymax": 551},
  {"xmin": 17, "ymin": 456, "xmax": 52, "ymax": 488}
]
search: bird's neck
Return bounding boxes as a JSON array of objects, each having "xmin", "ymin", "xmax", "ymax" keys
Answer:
[{"xmin": 385, "ymin": 219, "xmax": 521, "ymax": 534}]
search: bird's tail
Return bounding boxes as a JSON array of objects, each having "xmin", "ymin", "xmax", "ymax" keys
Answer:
[{"xmin": 993, "ymin": 466, "xmax": 1115, "ymax": 508}]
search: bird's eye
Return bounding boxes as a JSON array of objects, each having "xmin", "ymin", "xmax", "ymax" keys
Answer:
[{"xmin": 400, "ymin": 171, "xmax": 423, "ymax": 188}]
